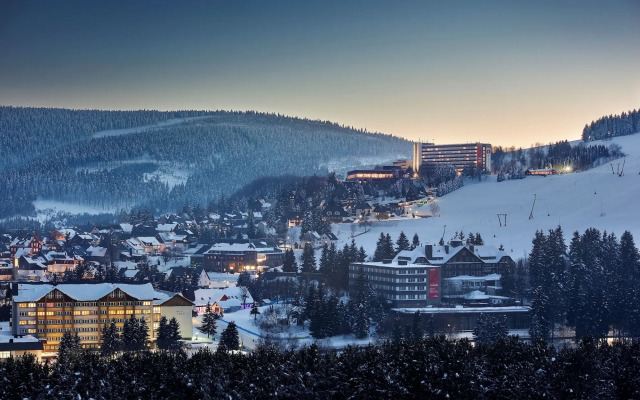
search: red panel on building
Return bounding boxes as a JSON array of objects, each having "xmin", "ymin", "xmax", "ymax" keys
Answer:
[
  {"xmin": 476, "ymin": 146, "xmax": 483, "ymax": 167},
  {"xmin": 429, "ymin": 268, "xmax": 439, "ymax": 299}
]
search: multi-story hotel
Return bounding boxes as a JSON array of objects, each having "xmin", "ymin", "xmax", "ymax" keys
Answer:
[
  {"xmin": 413, "ymin": 142, "xmax": 492, "ymax": 175},
  {"xmin": 11, "ymin": 283, "xmax": 192, "ymax": 353},
  {"xmin": 349, "ymin": 241, "xmax": 514, "ymax": 308}
]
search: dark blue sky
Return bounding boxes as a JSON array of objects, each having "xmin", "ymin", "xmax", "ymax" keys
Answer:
[{"xmin": 1, "ymin": 0, "xmax": 639, "ymax": 146}]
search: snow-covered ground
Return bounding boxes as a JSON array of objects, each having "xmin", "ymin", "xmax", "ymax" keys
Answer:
[
  {"xmin": 333, "ymin": 133, "xmax": 640, "ymax": 259},
  {"xmin": 190, "ymin": 305, "xmax": 378, "ymax": 351},
  {"xmin": 32, "ymin": 200, "xmax": 122, "ymax": 222}
]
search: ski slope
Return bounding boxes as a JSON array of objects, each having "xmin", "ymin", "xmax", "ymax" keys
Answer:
[{"xmin": 334, "ymin": 133, "xmax": 640, "ymax": 260}]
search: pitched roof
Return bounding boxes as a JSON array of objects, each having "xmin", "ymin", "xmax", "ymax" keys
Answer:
[{"xmin": 14, "ymin": 283, "xmax": 159, "ymax": 302}]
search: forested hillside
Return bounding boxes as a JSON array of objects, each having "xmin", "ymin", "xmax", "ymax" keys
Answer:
[
  {"xmin": 582, "ymin": 109, "xmax": 640, "ymax": 141},
  {"xmin": 0, "ymin": 107, "xmax": 410, "ymax": 218}
]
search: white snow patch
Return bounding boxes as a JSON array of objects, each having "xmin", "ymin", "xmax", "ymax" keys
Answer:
[
  {"xmin": 92, "ymin": 116, "xmax": 209, "ymax": 139},
  {"xmin": 33, "ymin": 200, "xmax": 121, "ymax": 222}
]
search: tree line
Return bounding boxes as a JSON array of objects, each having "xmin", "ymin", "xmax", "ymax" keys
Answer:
[
  {"xmin": 4, "ymin": 337, "xmax": 640, "ymax": 399},
  {"xmin": 582, "ymin": 109, "xmax": 640, "ymax": 141},
  {"xmin": 524, "ymin": 227, "xmax": 640, "ymax": 342}
]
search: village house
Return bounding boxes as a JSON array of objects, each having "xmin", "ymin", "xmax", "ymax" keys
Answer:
[
  {"xmin": 9, "ymin": 233, "xmax": 42, "ymax": 259},
  {"xmin": 190, "ymin": 287, "xmax": 253, "ymax": 314},
  {"xmin": 202, "ymin": 240, "xmax": 284, "ymax": 273}
]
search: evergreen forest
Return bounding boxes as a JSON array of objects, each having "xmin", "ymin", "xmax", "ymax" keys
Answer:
[{"xmin": 0, "ymin": 107, "xmax": 411, "ymax": 218}]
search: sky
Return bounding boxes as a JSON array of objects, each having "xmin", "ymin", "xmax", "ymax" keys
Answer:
[{"xmin": 1, "ymin": 0, "xmax": 639, "ymax": 148}]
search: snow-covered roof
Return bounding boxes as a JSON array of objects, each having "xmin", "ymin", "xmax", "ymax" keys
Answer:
[
  {"xmin": 157, "ymin": 223, "xmax": 178, "ymax": 232},
  {"xmin": 193, "ymin": 287, "xmax": 253, "ymax": 306},
  {"xmin": 137, "ymin": 237, "xmax": 161, "ymax": 246},
  {"xmin": 13, "ymin": 283, "xmax": 159, "ymax": 302},
  {"xmin": 113, "ymin": 261, "xmax": 137, "ymax": 270},
  {"xmin": 124, "ymin": 270, "xmax": 139, "ymax": 278},
  {"xmin": 204, "ymin": 271, "xmax": 240, "ymax": 283},
  {"xmin": 157, "ymin": 232, "xmax": 187, "ymax": 242},
  {"xmin": 444, "ymin": 274, "xmax": 501, "ymax": 281},
  {"xmin": 0, "ymin": 322, "xmax": 40, "ymax": 345},
  {"xmin": 86, "ymin": 246, "xmax": 107, "ymax": 257},
  {"xmin": 472, "ymin": 245, "xmax": 507, "ymax": 263},
  {"xmin": 120, "ymin": 223, "xmax": 133, "ymax": 233},
  {"xmin": 13, "ymin": 247, "xmax": 31, "ymax": 259},
  {"xmin": 205, "ymin": 243, "xmax": 256, "ymax": 253},
  {"xmin": 393, "ymin": 248, "xmax": 428, "ymax": 264}
]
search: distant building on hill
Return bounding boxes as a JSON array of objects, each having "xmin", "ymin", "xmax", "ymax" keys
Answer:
[{"xmin": 413, "ymin": 142, "xmax": 491, "ymax": 175}]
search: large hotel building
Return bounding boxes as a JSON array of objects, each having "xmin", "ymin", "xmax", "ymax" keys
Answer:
[
  {"xmin": 11, "ymin": 283, "xmax": 193, "ymax": 353},
  {"xmin": 413, "ymin": 142, "xmax": 492, "ymax": 175}
]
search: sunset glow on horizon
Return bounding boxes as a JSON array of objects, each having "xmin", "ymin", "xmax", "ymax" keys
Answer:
[{"xmin": 1, "ymin": 0, "xmax": 639, "ymax": 148}]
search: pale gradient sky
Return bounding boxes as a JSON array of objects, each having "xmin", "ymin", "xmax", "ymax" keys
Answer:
[{"xmin": 1, "ymin": 0, "xmax": 639, "ymax": 147}]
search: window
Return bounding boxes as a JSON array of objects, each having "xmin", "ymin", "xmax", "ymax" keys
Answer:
[{"xmin": 0, "ymin": 351, "xmax": 10, "ymax": 359}]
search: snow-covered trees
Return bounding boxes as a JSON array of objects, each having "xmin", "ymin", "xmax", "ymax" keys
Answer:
[
  {"xmin": 473, "ymin": 313, "xmax": 508, "ymax": 344},
  {"xmin": 100, "ymin": 319, "xmax": 121, "ymax": 357},
  {"xmin": 300, "ymin": 243, "xmax": 316, "ymax": 273},
  {"xmin": 57, "ymin": 331, "xmax": 82, "ymax": 364},
  {"xmin": 373, "ymin": 233, "xmax": 394, "ymax": 261},
  {"xmin": 199, "ymin": 302, "xmax": 218, "ymax": 338},
  {"xmin": 0, "ymin": 107, "xmax": 411, "ymax": 219},
  {"xmin": 219, "ymin": 321, "xmax": 240, "ymax": 350},
  {"xmin": 122, "ymin": 315, "xmax": 149, "ymax": 351},
  {"xmin": 395, "ymin": 231, "xmax": 410, "ymax": 254},
  {"xmin": 7, "ymin": 335, "xmax": 640, "ymax": 398},
  {"xmin": 282, "ymin": 249, "xmax": 298, "ymax": 273},
  {"xmin": 156, "ymin": 316, "xmax": 182, "ymax": 351},
  {"xmin": 582, "ymin": 109, "xmax": 640, "ymax": 141}
]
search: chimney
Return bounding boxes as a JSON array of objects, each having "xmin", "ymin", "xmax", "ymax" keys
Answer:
[
  {"xmin": 425, "ymin": 244, "xmax": 433, "ymax": 259},
  {"xmin": 445, "ymin": 245, "xmax": 449, "ymax": 254},
  {"xmin": 469, "ymin": 245, "xmax": 474, "ymax": 253}
]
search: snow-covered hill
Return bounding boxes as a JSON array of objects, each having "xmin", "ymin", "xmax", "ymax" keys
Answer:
[{"xmin": 334, "ymin": 133, "xmax": 640, "ymax": 259}]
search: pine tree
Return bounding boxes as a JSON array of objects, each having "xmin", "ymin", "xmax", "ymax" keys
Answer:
[
  {"xmin": 250, "ymin": 302, "xmax": 260, "ymax": 320},
  {"xmin": 373, "ymin": 233, "xmax": 386, "ymax": 262},
  {"xmin": 282, "ymin": 249, "xmax": 298, "ymax": 273},
  {"xmin": 101, "ymin": 319, "xmax": 120, "ymax": 357},
  {"xmin": 411, "ymin": 233, "xmax": 420, "ymax": 250},
  {"xmin": 620, "ymin": 231, "xmax": 640, "ymax": 336},
  {"xmin": 473, "ymin": 313, "xmax": 508, "ymax": 344},
  {"xmin": 58, "ymin": 330, "xmax": 82, "ymax": 364},
  {"xmin": 384, "ymin": 233, "xmax": 395, "ymax": 260},
  {"xmin": 219, "ymin": 321, "xmax": 240, "ymax": 350},
  {"xmin": 199, "ymin": 302, "xmax": 218, "ymax": 338},
  {"xmin": 396, "ymin": 231, "xmax": 410, "ymax": 254},
  {"xmin": 467, "ymin": 232, "xmax": 475, "ymax": 245},
  {"xmin": 528, "ymin": 230, "xmax": 548, "ymax": 289},
  {"xmin": 350, "ymin": 268, "xmax": 373, "ymax": 339},
  {"xmin": 300, "ymin": 243, "xmax": 316, "ymax": 273},
  {"xmin": 122, "ymin": 314, "xmax": 139, "ymax": 351},
  {"xmin": 529, "ymin": 287, "xmax": 552, "ymax": 342},
  {"xmin": 156, "ymin": 316, "xmax": 170, "ymax": 350},
  {"xmin": 475, "ymin": 233, "xmax": 484, "ymax": 245},
  {"xmin": 358, "ymin": 246, "xmax": 367, "ymax": 262},
  {"xmin": 319, "ymin": 243, "xmax": 330, "ymax": 274},
  {"xmin": 167, "ymin": 317, "xmax": 182, "ymax": 351},
  {"xmin": 410, "ymin": 311, "xmax": 424, "ymax": 341},
  {"xmin": 137, "ymin": 316, "xmax": 150, "ymax": 350}
]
